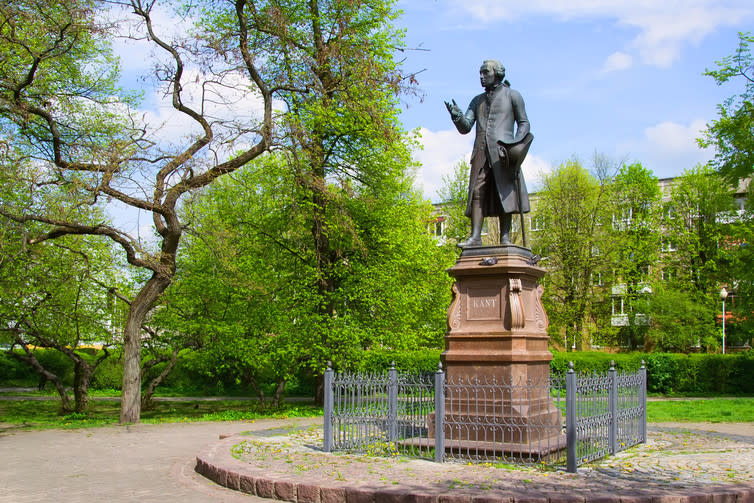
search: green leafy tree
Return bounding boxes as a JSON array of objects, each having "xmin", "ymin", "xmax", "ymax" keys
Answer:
[
  {"xmin": 726, "ymin": 187, "xmax": 754, "ymax": 344},
  {"xmin": 159, "ymin": 153, "xmax": 452, "ymax": 404},
  {"xmin": 663, "ymin": 165, "xmax": 737, "ymax": 296},
  {"xmin": 608, "ymin": 162, "xmax": 662, "ymax": 350},
  {"xmin": 658, "ymin": 165, "xmax": 738, "ymax": 351},
  {"xmin": 0, "ymin": 0, "xmax": 360, "ymax": 422},
  {"xmin": 192, "ymin": 0, "xmax": 431, "ymax": 401},
  {"xmin": 0, "ymin": 149, "xmax": 125, "ymax": 412},
  {"xmin": 699, "ymin": 31, "xmax": 754, "ymax": 347},
  {"xmin": 700, "ymin": 32, "xmax": 754, "ymax": 183},
  {"xmin": 636, "ymin": 285, "xmax": 716, "ymax": 353},
  {"xmin": 532, "ymin": 160, "xmax": 613, "ymax": 351},
  {"xmin": 436, "ymin": 161, "xmax": 471, "ymax": 247},
  {"xmin": 0, "ymin": 194, "xmax": 123, "ymax": 411}
]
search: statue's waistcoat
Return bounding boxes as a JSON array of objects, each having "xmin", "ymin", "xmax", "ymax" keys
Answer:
[{"xmin": 473, "ymin": 86, "xmax": 518, "ymax": 166}]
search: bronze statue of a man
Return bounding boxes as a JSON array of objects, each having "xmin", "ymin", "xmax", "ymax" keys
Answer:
[{"xmin": 445, "ymin": 59, "xmax": 533, "ymax": 247}]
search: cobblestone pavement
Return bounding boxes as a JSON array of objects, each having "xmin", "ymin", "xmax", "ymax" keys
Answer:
[
  {"xmin": 198, "ymin": 421, "xmax": 754, "ymax": 501},
  {"xmin": 597, "ymin": 423, "xmax": 754, "ymax": 485},
  {"xmin": 1, "ymin": 420, "xmax": 752, "ymax": 502}
]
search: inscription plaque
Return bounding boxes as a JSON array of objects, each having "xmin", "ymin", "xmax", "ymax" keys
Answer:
[{"xmin": 467, "ymin": 288, "xmax": 501, "ymax": 320}]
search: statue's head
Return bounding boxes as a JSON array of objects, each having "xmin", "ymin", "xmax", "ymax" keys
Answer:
[{"xmin": 480, "ymin": 60, "xmax": 505, "ymax": 88}]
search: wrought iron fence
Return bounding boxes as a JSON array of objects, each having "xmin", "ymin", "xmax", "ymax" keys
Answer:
[
  {"xmin": 565, "ymin": 361, "xmax": 647, "ymax": 472},
  {"xmin": 440, "ymin": 372, "xmax": 566, "ymax": 464},
  {"xmin": 323, "ymin": 360, "xmax": 646, "ymax": 471}
]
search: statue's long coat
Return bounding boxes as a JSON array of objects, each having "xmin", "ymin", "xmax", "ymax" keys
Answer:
[{"xmin": 452, "ymin": 84, "xmax": 532, "ymax": 217}]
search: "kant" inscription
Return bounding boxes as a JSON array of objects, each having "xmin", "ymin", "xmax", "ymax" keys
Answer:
[
  {"xmin": 467, "ymin": 289, "xmax": 501, "ymax": 321},
  {"xmin": 472, "ymin": 298, "xmax": 497, "ymax": 309}
]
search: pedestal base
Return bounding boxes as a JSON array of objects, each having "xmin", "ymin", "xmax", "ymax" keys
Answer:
[{"xmin": 434, "ymin": 245, "xmax": 562, "ymax": 455}]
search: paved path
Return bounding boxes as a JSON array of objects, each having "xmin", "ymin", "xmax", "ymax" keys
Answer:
[
  {"xmin": 0, "ymin": 419, "xmax": 316, "ymax": 503},
  {"xmin": 1, "ymin": 420, "xmax": 752, "ymax": 502}
]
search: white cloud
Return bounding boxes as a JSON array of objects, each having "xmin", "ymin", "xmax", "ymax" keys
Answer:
[
  {"xmin": 643, "ymin": 119, "xmax": 709, "ymax": 154},
  {"xmin": 106, "ymin": 3, "xmax": 195, "ymax": 75},
  {"xmin": 454, "ymin": 1, "xmax": 753, "ymax": 68},
  {"xmin": 522, "ymin": 154, "xmax": 553, "ymax": 189},
  {"xmin": 617, "ymin": 119, "xmax": 714, "ymax": 176},
  {"xmin": 601, "ymin": 51, "xmax": 633, "ymax": 73},
  {"xmin": 139, "ymin": 69, "xmax": 269, "ymax": 153},
  {"xmin": 413, "ymin": 127, "xmax": 472, "ymax": 202}
]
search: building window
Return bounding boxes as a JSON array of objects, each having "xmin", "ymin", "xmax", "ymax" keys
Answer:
[
  {"xmin": 430, "ymin": 217, "xmax": 445, "ymax": 237},
  {"xmin": 661, "ymin": 267, "xmax": 677, "ymax": 281},
  {"xmin": 612, "ymin": 207, "xmax": 633, "ymax": 230},
  {"xmin": 530, "ymin": 215, "xmax": 546, "ymax": 231},
  {"xmin": 661, "ymin": 239, "xmax": 677, "ymax": 252}
]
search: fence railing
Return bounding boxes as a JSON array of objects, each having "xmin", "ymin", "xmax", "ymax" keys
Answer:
[
  {"xmin": 566, "ymin": 361, "xmax": 647, "ymax": 472},
  {"xmin": 323, "ymin": 361, "xmax": 646, "ymax": 471}
]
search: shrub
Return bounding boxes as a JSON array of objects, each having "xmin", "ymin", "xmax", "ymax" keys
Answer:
[
  {"xmin": 344, "ymin": 348, "xmax": 442, "ymax": 374},
  {"xmin": 0, "ymin": 348, "xmax": 76, "ymax": 387},
  {"xmin": 551, "ymin": 351, "xmax": 754, "ymax": 395}
]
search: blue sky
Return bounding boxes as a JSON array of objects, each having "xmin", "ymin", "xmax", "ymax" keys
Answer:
[
  {"xmin": 394, "ymin": 1, "xmax": 754, "ymax": 201},
  {"xmin": 109, "ymin": 1, "xmax": 754, "ymax": 212}
]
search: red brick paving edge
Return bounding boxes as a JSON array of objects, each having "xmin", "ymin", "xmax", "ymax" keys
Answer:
[{"xmin": 193, "ymin": 435, "xmax": 754, "ymax": 503}]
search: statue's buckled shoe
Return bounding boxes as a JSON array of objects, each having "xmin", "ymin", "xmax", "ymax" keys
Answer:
[{"xmin": 458, "ymin": 237, "xmax": 483, "ymax": 248}]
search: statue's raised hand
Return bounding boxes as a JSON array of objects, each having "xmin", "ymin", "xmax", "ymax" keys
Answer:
[{"xmin": 445, "ymin": 99, "xmax": 461, "ymax": 120}]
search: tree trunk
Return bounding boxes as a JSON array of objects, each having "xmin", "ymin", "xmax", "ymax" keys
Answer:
[
  {"xmin": 12, "ymin": 345, "xmax": 72, "ymax": 412},
  {"xmin": 575, "ymin": 321, "xmax": 584, "ymax": 351},
  {"xmin": 246, "ymin": 373, "xmax": 266, "ymax": 405},
  {"xmin": 314, "ymin": 373, "xmax": 324, "ymax": 405},
  {"xmin": 271, "ymin": 378, "xmax": 286, "ymax": 408},
  {"xmin": 120, "ymin": 274, "xmax": 171, "ymax": 424},
  {"xmin": 71, "ymin": 348, "xmax": 110, "ymax": 413},
  {"xmin": 72, "ymin": 361, "xmax": 93, "ymax": 413},
  {"xmin": 141, "ymin": 348, "xmax": 179, "ymax": 410}
]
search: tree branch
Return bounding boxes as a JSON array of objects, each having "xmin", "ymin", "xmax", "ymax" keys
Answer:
[{"xmin": 0, "ymin": 207, "xmax": 156, "ymax": 271}]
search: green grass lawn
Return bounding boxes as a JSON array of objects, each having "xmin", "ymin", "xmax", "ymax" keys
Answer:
[
  {"xmin": 0, "ymin": 398, "xmax": 321, "ymax": 430},
  {"xmin": 647, "ymin": 398, "xmax": 754, "ymax": 423}
]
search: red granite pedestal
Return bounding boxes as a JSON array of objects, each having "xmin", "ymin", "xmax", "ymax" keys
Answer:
[{"xmin": 435, "ymin": 245, "xmax": 564, "ymax": 454}]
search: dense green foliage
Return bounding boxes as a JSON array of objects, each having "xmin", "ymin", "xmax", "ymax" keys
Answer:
[
  {"xmin": 4, "ymin": 348, "xmax": 753, "ymax": 398},
  {"xmin": 158, "ymin": 153, "xmax": 453, "ymax": 403},
  {"xmin": 1, "ymin": 0, "xmax": 433, "ymax": 421},
  {"xmin": 700, "ymin": 31, "xmax": 754, "ymax": 184},
  {"xmin": 148, "ymin": 0, "xmax": 455, "ymax": 406},
  {"xmin": 526, "ymin": 158, "xmax": 750, "ymax": 352},
  {"xmin": 532, "ymin": 160, "xmax": 613, "ymax": 350},
  {"xmin": 551, "ymin": 351, "xmax": 754, "ymax": 395},
  {"xmin": 608, "ymin": 163, "xmax": 662, "ymax": 350}
]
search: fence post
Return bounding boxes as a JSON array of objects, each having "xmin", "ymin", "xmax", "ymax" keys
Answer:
[
  {"xmin": 609, "ymin": 360, "xmax": 617, "ymax": 455},
  {"xmin": 640, "ymin": 360, "xmax": 647, "ymax": 444},
  {"xmin": 323, "ymin": 362, "xmax": 334, "ymax": 452},
  {"xmin": 434, "ymin": 362, "xmax": 445, "ymax": 463},
  {"xmin": 566, "ymin": 361, "xmax": 577, "ymax": 473},
  {"xmin": 388, "ymin": 362, "xmax": 398, "ymax": 444}
]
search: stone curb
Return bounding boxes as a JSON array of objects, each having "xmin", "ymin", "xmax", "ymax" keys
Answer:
[{"xmin": 194, "ymin": 435, "xmax": 754, "ymax": 503}]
